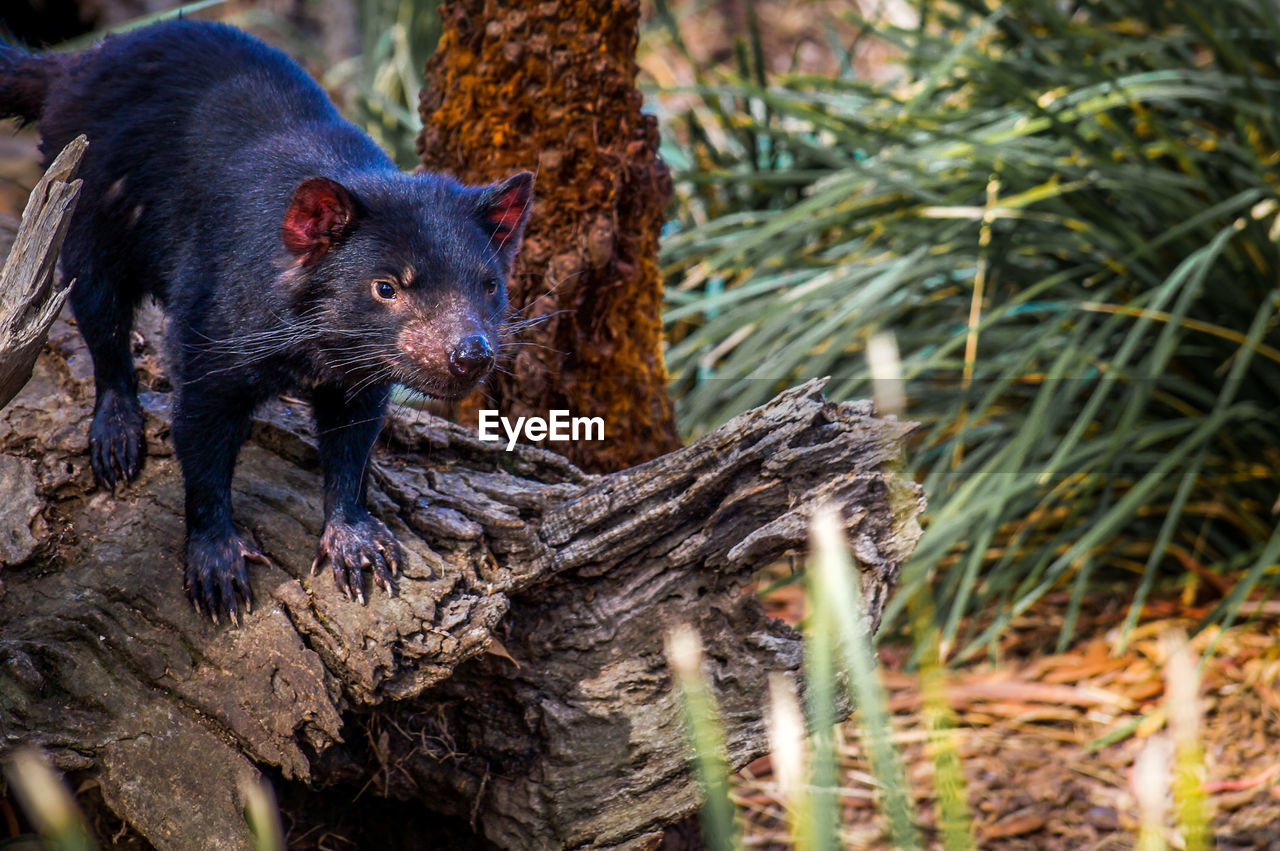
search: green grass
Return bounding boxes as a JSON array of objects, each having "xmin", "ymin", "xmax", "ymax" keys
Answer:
[
  {"xmin": 667, "ymin": 510, "xmax": 943, "ymax": 850},
  {"xmin": 654, "ymin": 0, "xmax": 1280, "ymax": 659},
  {"xmin": 667, "ymin": 513, "xmax": 1216, "ymax": 849}
]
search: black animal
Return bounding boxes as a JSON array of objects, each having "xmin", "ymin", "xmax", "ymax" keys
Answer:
[{"xmin": 0, "ymin": 20, "xmax": 533, "ymax": 622}]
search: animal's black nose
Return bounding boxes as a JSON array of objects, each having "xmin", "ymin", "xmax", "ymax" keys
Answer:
[{"xmin": 449, "ymin": 334, "xmax": 495, "ymax": 379}]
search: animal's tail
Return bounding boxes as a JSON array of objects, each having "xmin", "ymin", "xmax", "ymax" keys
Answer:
[{"xmin": 0, "ymin": 45, "xmax": 66, "ymax": 125}]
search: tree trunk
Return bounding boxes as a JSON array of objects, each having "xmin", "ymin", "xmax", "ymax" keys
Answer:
[
  {"xmin": 0, "ymin": 233, "xmax": 922, "ymax": 846},
  {"xmin": 418, "ymin": 0, "xmax": 681, "ymax": 474}
]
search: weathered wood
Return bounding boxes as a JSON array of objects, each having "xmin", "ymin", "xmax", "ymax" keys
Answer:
[
  {"xmin": 0, "ymin": 135, "xmax": 85, "ymax": 409},
  {"xmin": 0, "ymin": 239, "xmax": 923, "ymax": 848}
]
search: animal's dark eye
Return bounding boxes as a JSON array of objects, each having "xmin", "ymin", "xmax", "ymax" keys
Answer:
[
  {"xmin": 484, "ymin": 277, "xmax": 500, "ymax": 295},
  {"xmin": 372, "ymin": 280, "xmax": 397, "ymax": 302}
]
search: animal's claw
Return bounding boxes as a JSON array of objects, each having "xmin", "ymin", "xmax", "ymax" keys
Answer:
[
  {"xmin": 88, "ymin": 389, "xmax": 145, "ymax": 491},
  {"xmin": 313, "ymin": 514, "xmax": 401, "ymax": 603},
  {"xmin": 184, "ymin": 529, "xmax": 265, "ymax": 626}
]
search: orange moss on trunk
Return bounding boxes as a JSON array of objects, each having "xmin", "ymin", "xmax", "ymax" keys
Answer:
[{"xmin": 418, "ymin": 0, "xmax": 681, "ymax": 473}]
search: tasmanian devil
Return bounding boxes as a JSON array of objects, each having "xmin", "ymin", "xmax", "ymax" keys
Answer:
[{"xmin": 0, "ymin": 20, "xmax": 533, "ymax": 623}]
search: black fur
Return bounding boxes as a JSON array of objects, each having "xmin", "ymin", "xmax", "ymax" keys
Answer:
[
  {"xmin": 0, "ymin": 21, "xmax": 533, "ymax": 622},
  {"xmin": 0, "ymin": 42, "xmax": 63, "ymax": 125}
]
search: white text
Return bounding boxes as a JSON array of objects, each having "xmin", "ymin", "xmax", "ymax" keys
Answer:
[{"xmin": 477, "ymin": 410, "xmax": 605, "ymax": 451}]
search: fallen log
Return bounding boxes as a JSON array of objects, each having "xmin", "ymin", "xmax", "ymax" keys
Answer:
[{"xmin": 0, "ymin": 226, "xmax": 923, "ymax": 848}]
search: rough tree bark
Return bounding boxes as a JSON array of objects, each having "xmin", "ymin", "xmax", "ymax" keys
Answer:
[
  {"xmin": 0, "ymin": 135, "xmax": 84, "ymax": 411},
  {"xmin": 419, "ymin": 0, "xmax": 681, "ymax": 473},
  {"xmin": 0, "ymin": 233, "xmax": 922, "ymax": 848}
]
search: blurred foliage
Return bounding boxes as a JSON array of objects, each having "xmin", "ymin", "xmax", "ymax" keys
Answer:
[
  {"xmin": 51, "ymin": 0, "xmax": 229, "ymax": 50},
  {"xmin": 670, "ymin": 515, "xmax": 1215, "ymax": 849},
  {"xmin": 3, "ymin": 748, "xmax": 289, "ymax": 851},
  {"xmin": 654, "ymin": 0, "xmax": 1280, "ymax": 659},
  {"xmin": 325, "ymin": 0, "xmax": 441, "ymax": 168},
  {"xmin": 3, "ymin": 751, "xmax": 96, "ymax": 851},
  {"xmin": 51, "ymin": 0, "xmax": 438, "ymax": 170},
  {"xmin": 668, "ymin": 512, "xmax": 940, "ymax": 851}
]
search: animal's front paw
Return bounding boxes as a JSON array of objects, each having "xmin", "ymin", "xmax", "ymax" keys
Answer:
[
  {"xmin": 185, "ymin": 528, "xmax": 268, "ymax": 625},
  {"xmin": 312, "ymin": 513, "xmax": 401, "ymax": 603},
  {"xmin": 89, "ymin": 389, "xmax": 146, "ymax": 490}
]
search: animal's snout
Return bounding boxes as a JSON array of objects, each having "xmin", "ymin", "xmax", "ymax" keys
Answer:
[{"xmin": 449, "ymin": 334, "xmax": 495, "ymax": 380}]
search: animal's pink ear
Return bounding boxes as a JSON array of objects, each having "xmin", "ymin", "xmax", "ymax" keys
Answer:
[
  {"xmin": 479, "ymin": 171, "xmax": 534, "ymax": 251},
  {"xmin": 282, "ymin": 177, "xmax": 357, "ymax": 264}
]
